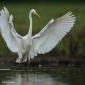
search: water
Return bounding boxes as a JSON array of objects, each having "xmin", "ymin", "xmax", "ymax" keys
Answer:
[{"xmin": 0, "ymin": 67, "xmax": 85, "ymax": 85}]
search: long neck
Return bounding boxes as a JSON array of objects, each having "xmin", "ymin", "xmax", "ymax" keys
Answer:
[{"xmin": 28, "ymin": 12, "xmax": 32, "ymax": 37}]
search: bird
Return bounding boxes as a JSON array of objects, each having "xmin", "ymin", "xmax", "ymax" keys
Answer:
[{"xmin": 0, "ymin": 7, "xmax": 76, "ymax": 63}]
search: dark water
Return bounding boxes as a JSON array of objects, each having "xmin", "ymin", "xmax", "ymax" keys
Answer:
[{"xmin": 0, "ymin": 67, "xmax": 85, "ymax": 85}]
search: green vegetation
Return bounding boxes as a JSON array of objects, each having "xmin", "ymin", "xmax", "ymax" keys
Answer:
[{"xmin": 0, "ymin": 3, "xmax": 85, "ymax": 57}]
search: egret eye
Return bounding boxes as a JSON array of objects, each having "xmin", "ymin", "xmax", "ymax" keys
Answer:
[
  {"xmin": 33, "ymin": 10, "xmax": 37, "ymax": 14},
  {"xmin": 31, "ymin": 9, "xmax": 36, "ymax": 13}
]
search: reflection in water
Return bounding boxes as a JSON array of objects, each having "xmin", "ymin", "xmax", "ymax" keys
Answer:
[
  {"xmin": 0, "ymin": 67, "xmax": 85, "ymax": 85},
  {"xmin": 0, "ymin": 70, "xmax": 68, "ymax": 85},
  {"xmin": 15, "ymin": 72, "xmax": 28, "ymax": 85},
  {"xmin": 27, "ymin": 72, "xmax": 67, "ymax": 85}
]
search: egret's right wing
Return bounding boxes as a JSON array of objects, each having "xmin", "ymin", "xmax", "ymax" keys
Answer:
[
  {"xmin": 0, "ymin": 7, "xmax": 23, "ymax": 52},
  {"xmin": 30, "ymin": 12, "xmax": 76, "ymax": 59}
]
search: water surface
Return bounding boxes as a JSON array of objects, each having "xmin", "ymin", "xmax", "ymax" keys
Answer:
[{"xmin": 0, "ymin": 67, "xmax": 85, "ymax": 85}]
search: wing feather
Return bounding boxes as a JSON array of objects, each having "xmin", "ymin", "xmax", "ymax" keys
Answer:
[
  {"xmin": 30, "ymin": 12, "xmax": 76, "ymax": 59},
  {"xmin": 0, "ymin": 7, "xmax": 22, "ymax": 52}
]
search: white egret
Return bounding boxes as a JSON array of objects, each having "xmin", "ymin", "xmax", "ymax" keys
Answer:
[{"xmin": 0, "ymin": 7, "xmax": 76, "ymax": 63}]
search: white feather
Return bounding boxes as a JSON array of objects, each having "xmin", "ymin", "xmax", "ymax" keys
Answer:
[
  {"xmin": 0, "ymin": 7, "xmax": 23, "ymax": 52},
  {"xmin": 30, "ymin": 12, "xmax": 76, "ymax": 59}
]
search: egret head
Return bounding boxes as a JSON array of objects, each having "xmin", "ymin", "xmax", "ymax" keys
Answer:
[{"xmin": 30, "ymin": 9, "xmax": 40, "ymax": 17}]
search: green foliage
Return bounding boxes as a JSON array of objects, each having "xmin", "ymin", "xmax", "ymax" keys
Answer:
[{"xmin": 0, "ymin": 3, "xmax": 85, "ymax": 57}]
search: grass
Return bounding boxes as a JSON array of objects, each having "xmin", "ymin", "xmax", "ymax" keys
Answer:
[{"xmin": 0, "ymin": 2, "xmax": 85, "ymax": 57}]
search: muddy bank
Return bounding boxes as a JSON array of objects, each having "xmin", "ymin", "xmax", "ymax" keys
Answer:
[
  {"xmin": 0, "ymin": 52, "xmax": 85, "ymax": 68},
  {"xmin": 30, "ymin": 56, "xmax": 85, "ymax": 67}
]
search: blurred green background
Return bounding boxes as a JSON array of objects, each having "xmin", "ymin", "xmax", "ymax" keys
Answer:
[{"xmin": 0, "ymin": 2, "xmax": 85, "ymax": 59}]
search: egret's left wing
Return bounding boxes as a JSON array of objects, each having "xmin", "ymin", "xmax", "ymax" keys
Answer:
[
  {"xmin": 0, "ymin": 7, "xmax": 23, "ymax": 52},
  {"xmin": 0, "ymin": 7, "xmax": 22, "ymax": 38},
  {"xmin": 30, "ymin": 12, "xmax": 76, "ymax": 59}
]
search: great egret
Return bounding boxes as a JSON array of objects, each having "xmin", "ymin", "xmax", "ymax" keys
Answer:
[{"xmin": 0, "ymin": 7, "xmax": 76, "ymax": 63}]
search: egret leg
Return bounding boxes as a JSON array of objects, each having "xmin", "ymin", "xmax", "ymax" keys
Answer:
[
  {"xmin": 22, "ymin": 52, "xmax": 28, "ymax": 62},
  {"xmin": 16, "ymin": 53, "xmax": 23, "ymax": 63}
]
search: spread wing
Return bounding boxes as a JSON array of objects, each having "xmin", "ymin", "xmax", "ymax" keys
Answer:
[
  {"xmin": 0, "ymin": 7, "xmax": 23, "ymax": 52},
  {"xmin": 30, "ymin": 12, "xmax": 76, "ymax": 59}
]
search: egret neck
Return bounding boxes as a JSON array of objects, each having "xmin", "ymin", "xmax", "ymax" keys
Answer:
[{"xmin": 28, "ymin": 10, "xmax": 32, "ymax": 37}]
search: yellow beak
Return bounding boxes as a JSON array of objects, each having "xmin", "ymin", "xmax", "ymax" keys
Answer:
[{"xmin": 35, "ymin": 12, "xmax": 40, "ymax": 18}]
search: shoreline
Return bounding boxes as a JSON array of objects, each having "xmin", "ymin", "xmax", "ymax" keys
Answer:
[{"xmin": 0, "ymin": 53, "xmax": 85, "ymax": 69}]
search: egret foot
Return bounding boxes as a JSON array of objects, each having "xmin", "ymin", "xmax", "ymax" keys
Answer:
[{"xmin": 16, "ymin": 58, "xmax": 22, "ymax": 63}]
